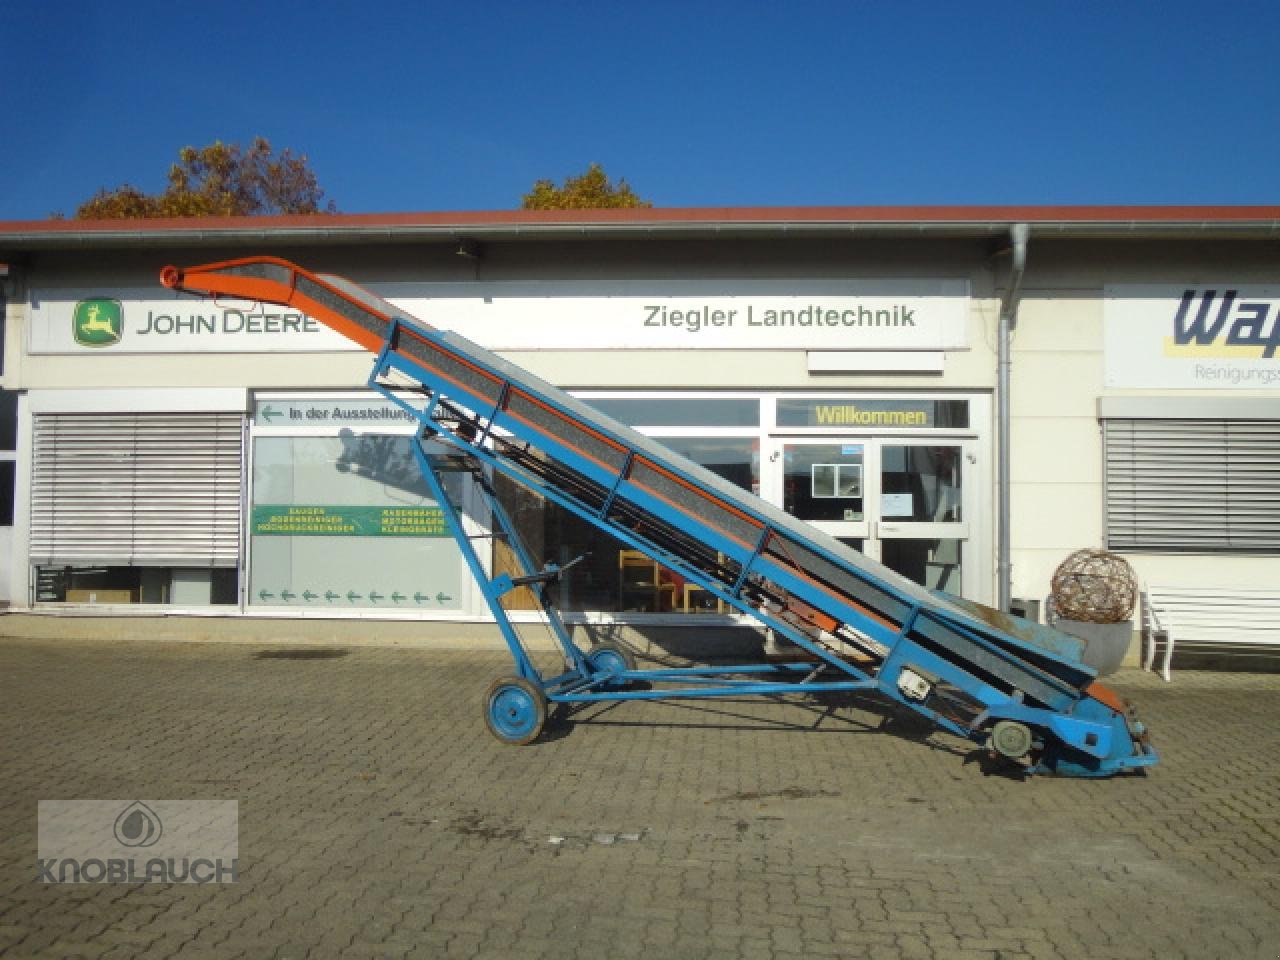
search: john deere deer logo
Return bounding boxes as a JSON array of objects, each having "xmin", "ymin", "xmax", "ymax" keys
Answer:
[{"xmin": 73, "ymin": 299, "xmax": 123, "ymax": 347}]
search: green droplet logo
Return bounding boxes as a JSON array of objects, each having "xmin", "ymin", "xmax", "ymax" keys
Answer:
[{"xmin": 73, "ymin": 299, "xmax": 123, "ymax": 347}]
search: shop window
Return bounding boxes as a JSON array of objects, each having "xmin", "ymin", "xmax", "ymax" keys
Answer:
[
  {"xmin": 0, "ymin": 390, "xmax": 15, "ymax": 451},
  {"xmin": 495, "ymin": 392, "xmax": 761, "ymax": 615},
  {"xmin": 0, "ymin": 460, "xmax": 13, "ymax": 526},
  {"xmin": 34, "ymin": 566, "xmax": 237, "ymax": 604},
  {"xmin": 1104, "ymin": 418, "xmax": 1280, "ymax": 553},
  {"xmin": 496, "ymin": 436, "xmax": 758, "ymax": 613},
  {"xmin": 658, "ymin": 437, "xmax": 759, "ymax": 493},
  {"xmin": 0, "ymin": 391, "xmax": 15, "ymax": 527},
  {"xmin": 489, "ymin": 391, "xmax": 981, "ymax": 614},
  {"xmin": 586, "ymin": 396, "xmax": 759, "ymax": 428},
  {"xmin": 248, "ymin": 433, "xmax": 467, "ymax": 609}
]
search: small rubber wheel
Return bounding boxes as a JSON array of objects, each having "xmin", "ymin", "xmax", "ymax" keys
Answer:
[
  {"xmin": 990, "ymin": 720, "xmax": 1034, "ymax": 760},
  {"xmin": 483, "ymin": 676, "xmax": 546, "ymax": 745},
  {"xmin": 586, "ymin": 642, "xmax": 635, "ymax": 688}
]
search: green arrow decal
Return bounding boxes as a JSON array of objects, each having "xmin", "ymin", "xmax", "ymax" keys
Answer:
[
  {"xmin": 368, "ymin": 590, "xmax": 384, "ymax": 603},
  {"xmin": 391, "ymin": 591, "xmax": 406, "ymax": 603},
  {"xmin": 413, "ymin": 592, "xmax": 429, "ymax": 603},
  {"xmin": 302, "ymin": 590, "xmax": 318, "ymax": 601},
  {"xmin": 435, "ymin": 592, "xmax": 452, "ymax": 604},
  {"xmin": 346, "ymin": 591, "xmax": 363, "ymax": 602},
  {"xmin": 258, "ymin": 589, "xmax": 275, "ymax": 601},
  {"xmin": 260, "ymin": 404, "xmax": 282, "ymax": 422},
  {"xmin": 325, "ymin": 590, "xmax": 340, "ymax": 601},
  {"xmin": 280, "ymin": 589, "xmax": 296, "ymax": 602}
]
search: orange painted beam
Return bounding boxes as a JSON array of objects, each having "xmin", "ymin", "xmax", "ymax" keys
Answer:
[{"xmin": 160, "ymin": 256, "xmax": 392, "ymax": 354}]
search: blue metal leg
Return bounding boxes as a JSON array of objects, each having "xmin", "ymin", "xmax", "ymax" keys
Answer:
[
  {"xmin": 408, "ymin": 436, "xmax": 540, "ymax": 683},
  {"xmin": 471, "ymin": 465, "xmax": 587, "ymax": 674}
]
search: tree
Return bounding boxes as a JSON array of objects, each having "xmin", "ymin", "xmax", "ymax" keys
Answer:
[
  {"xmin": 521, "ymin": 163, "xmax": 651, "ymax": 210},
  {"xmin": 75, "ymin": 138, "xmax": 335, "ymax": 219}
]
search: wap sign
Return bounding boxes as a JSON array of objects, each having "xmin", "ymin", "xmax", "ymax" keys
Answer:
[
  {"xmin": 1104, "ymin": 284, "xmax": 1280, "ymax": 389},
  {"xmin": 29, "ymin": 290, "xmax": 361, "ymax": 354}
]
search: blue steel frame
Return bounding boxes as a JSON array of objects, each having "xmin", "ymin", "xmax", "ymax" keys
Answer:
[
  {"xmin": 366, "ymin": 318, "xmax": 1157, "ymax": 777},
  {"xmin": 402, "ymin": 391, "xmax": 880, "ymax": 707}
]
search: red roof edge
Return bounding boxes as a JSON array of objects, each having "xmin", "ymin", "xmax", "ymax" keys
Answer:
[{"xmin": 1, "ymin": 204, "xmax": 1279, "ymax": 234}]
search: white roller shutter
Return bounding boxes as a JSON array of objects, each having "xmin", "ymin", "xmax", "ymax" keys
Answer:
[
  {"xmin": 1104, "ymin": 419, "xmax": 1280, "ymax": 553},
  {"xmin": 31, "ymin": 413, "xmax": 244, "ymax": 567}
]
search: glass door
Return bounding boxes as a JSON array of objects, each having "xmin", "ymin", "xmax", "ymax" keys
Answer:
[
  {"xmin": 876, "ymin": 443, "xmax": 969, "ymax": 596},
  {"xmin": 766, "ymin": 441, "xmax": 870, "ymax": 552},
  {"xmin": 766, "ymin": 438, "xmax": 975, "ymax": 599}
]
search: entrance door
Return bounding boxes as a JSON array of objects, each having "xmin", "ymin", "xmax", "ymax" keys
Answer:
[{"xmin": 765, "ymin": 438, "xmax": 975, "ymax": 599}]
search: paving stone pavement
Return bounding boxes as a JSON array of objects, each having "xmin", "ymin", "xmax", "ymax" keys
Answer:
[{"xmin": 0, "ymin": 636, "xmax": 1278, "ymax": 960}]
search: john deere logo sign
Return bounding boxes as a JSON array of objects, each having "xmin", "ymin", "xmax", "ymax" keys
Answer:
[{"xmin": 73, "ymin": 299, "xmax": 123, "ymax": 347}]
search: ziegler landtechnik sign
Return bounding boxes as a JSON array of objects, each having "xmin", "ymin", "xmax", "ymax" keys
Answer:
[{"xmin": 30, "ymin": 278, "xmax": 969, "ymax": 354}]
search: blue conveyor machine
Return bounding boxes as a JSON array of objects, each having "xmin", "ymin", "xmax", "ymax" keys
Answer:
[{"xmin": 162, "ymin": 257, "xmax": 1157, "ymax": 777}]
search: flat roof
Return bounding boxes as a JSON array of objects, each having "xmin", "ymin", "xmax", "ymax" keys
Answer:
[{"xmin": 1, "ymin": 204, "xmax": 1278, "ymax": 250}]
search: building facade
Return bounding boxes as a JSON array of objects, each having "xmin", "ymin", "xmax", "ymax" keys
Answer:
[{"xmin": 1, "ymin": 207, "xmax": 1277, "ymax": 650}]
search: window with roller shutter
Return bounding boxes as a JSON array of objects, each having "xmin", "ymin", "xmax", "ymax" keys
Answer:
[
  {"xmin": 30, "ymin": 412, "xmax": 243, "ymax": 568},
  {"xmin": 1103, "ymin": 417, "xmax": 1280, "ymax": 554}
]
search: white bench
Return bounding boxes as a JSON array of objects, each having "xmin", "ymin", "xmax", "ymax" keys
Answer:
[{"xmin": 1142, "ymin": 585, "xmax": 1280, "ymax": 681}]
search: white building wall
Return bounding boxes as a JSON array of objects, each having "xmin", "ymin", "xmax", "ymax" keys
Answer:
[
  {"xmin": 7, "ymin": 242, "xmax": 1006, "ymax": 617},
  {"xmin": 7, "ymin": 234, "xmax": 1276, "ymax": 622},
  {"xmin": 1009, "ymin": 293, "xmax": 1106, "ymax": 602},
  {"xmin": 1009, "ymin": 241, "xmax": 1280, "ymax": 604}
]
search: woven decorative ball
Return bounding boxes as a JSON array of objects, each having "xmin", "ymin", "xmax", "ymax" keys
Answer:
[{"xmin": 1049, "ymin": 549, "xmax": 1137, "ymax": 624}]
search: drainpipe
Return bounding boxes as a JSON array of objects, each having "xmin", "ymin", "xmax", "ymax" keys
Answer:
[{"xmin": 997, "ymin": 224, "xmax": 1028, "ymax": 613}]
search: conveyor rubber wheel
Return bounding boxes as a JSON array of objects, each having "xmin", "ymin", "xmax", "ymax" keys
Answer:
[
  {"xmin": 990, "ymin": 720, "xmax": 1034, "ymax": 760},
  {"xmin": 586, "ymin": 642, "xmax": 635, "ymax": 689},
  {"xmin": 483, "ymin": 676, "xmax": 547, "ymax": 745}
]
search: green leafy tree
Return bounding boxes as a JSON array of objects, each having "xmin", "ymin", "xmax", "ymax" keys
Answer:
[
  {"xmin": 522, "ymin": 163, "xmax": 651, "ymax": 210},
  {"xmin": 75, "ymin": 138, "xmax": 335, "ymax": 219}
]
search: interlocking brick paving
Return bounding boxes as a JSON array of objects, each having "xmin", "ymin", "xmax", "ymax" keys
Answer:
[{"xmin": 0, "ymin": 637, "xmax": 1276, "ymax": 959}]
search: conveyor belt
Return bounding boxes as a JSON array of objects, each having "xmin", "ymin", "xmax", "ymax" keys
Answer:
[{"xmin": 162, "ymin": 256, "xmax": 1157, "ymax": 777}]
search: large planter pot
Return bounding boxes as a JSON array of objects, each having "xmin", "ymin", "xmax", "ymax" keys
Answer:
[{"xmin": 1054, "ymin": 619, "xmax": 1134, "ymax": 676}]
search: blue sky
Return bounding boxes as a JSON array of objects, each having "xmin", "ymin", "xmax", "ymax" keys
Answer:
[{"xmin": 3, "ymin": 1, "xmax": 1278, "ymax": 219}]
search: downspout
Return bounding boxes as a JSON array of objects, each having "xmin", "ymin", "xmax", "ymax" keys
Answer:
[{"xmin": 997, "ymin": 224, "xmax": 1028, "ymax": 612}]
